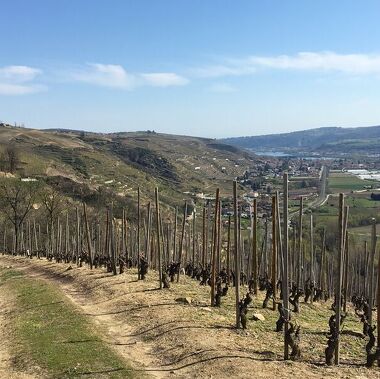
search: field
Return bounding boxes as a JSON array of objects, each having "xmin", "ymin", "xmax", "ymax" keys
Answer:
[
  {"xmin": 328, "ymin": 172, "xmax": 378, "ymax": 193},
  {"xmin": 306, "ymin": 173, "xmax": 380, "ymax": 239},
  {"xmin": 349, "ymin": 223, "xmax": 380, "ymax": 237}
]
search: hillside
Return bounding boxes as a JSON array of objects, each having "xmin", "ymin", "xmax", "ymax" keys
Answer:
[
  {"xmin": 0, "ymin": 123, "xmax": 254, "ymax": 208},
  {"xmin": 221, "ymin": 125, "xmax": 380, "ymax": 155},
  {"xmin": 1, "ymin": 256, "xmax": 376, "ymax": 379}
]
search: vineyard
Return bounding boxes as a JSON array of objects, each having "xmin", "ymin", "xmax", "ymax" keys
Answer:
[
  {"xmin": 3, "ymin": 1, "xmax": 380, "ymax": 378},
  {"xmin": 0, "ymin": 173, "xmax": 379, "ymax": 378}
]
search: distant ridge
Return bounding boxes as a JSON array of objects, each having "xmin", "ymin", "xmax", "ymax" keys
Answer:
[
  {"xmin": 220, "ymin": 125, "xmax": 380, "ymax": 154},
  {"xmin": 0, "ymin": 124, "xmax": 253, "ymax": 208}
]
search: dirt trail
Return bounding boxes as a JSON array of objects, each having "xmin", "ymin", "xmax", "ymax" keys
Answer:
[
  {"xmin": 62, "ymin": 290, "xmax": 165, "ymax": 379},
  {"xmin": 0, "ymin": 257, "xmax": 164, "ymax": 379},
  {"xmin": 0, "ymin": 256, "xmax": 378, "ymax": 379}
]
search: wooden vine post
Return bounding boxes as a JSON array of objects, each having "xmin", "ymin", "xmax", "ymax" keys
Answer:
[
  {"xmin": 335, "ymin": 193, "xmax": 344, "ymax": 365},
  {"xmin": 341, "ymin": 205, "xmax": 349, "ymax": 312},
  {"xmin": 83, "ymin": 202, "xmax": 94, "ymax": 269},
  {"xmin": 275, "ymin": 192, "xmax": 283, "ymax": 285},
  {"xmin": 145, "ymin": 202, "xmax": 151, "ymax": 266},
  {"xmin": 137, "ymin": 187, "xmax": 141, "ymax": 279},
  {"xmin": 343, "ymin": 230, "xmax": 349, "ymax": 313},
  {"xmin": 319, "ymin": 228, "xmax": 326, "ymax": 296},
  {"xmin": 211, "ymin": 188, "xmax": 220, "ymax": 306},
  {"xmin": 252, "ymin": 198, "xmax": 258, "ymax": 295},
  {"xmin": 369, "ymin": 217, "xmax": 376, "ymax": 325},
  {"xmin": 217, "ymin": 200, "xmax": 222, "ymax": 274},
  {"xmin": 202, "ymin": 205, "xmax": 206, "ymax": 267},
  {"xmin": 364, "ymin": 241, "xmax": 369, "ymax": 298},
  {"xmin": 206, "ymin": 203, "xmax": 211, "ymax": 266},
  {"xmin": 283, "ymin": 173, "xmax": 290, "ymax": 360},
  {"xmin": 177, "ymin": 202, "xmax": 187, "ymax": 282},
  {"xmin": 310, "ymin": 213, "xmax": 314, "ymax": 305},
  {"xmin": 109, "ymin": 206, "xmax": 117, "ymax": 275},
  {"xmin": 192, "ymin": 208, "xmax": 196, "ymax": 265},
  {"xmin": 374, "ymin": 220, "xmax": 380, "ymax": 361},
  {"xmin": 121, "ymin": 209, "xmax": 125, "ymax": 261},
  {"xmin": 155, "ymin": 187, "xmax": 162, "ymax": 289},
  {"xmin": 173, "ymin": 206, "xmax": 178, "ymax": 262},
  {"xmin": 75, "ymin": 207, "xmax": 80, "ymax": 266},
  {"xmin": 271, "ymin": 195, "xmax": 277, "ymax": 310},
  {"xmin": 368, "ymin": 250, "xmax": 374, "ymax": 324},
  {"xmin": 233, "ymin": 181, "xmax": 240, "ymax": 328},
  {"xmin": 105, "ymin": 209, "xmax": 110, "ymax": 262},
  {"xmin": 297, "ymin": 196, "xmax": 303, "ymax": 288},
  {"xmin": 226, "ymin": 215, "xmax": 231, "ymax": 286}
]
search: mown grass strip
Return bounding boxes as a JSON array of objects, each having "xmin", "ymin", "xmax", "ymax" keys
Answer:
[
  {"xmin": 0, "ymin": 268, "xmax": 137, "ymax": 378},
  {"xmin": 328, "ymin": 173, "xmax": 375, "ymax": 192}
]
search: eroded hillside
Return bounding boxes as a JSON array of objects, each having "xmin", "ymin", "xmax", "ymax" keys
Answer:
[{"xmin": 0, "ymin": 124, "xmax": 255, "ymax": 207}]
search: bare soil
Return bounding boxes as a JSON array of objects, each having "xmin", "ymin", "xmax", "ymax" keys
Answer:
[{"xmin": 0, "ymin": 255, "xmax": 379, "ymax": 379}]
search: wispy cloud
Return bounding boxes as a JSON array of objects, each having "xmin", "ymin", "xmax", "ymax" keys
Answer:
[
  {"xmin": 0, "ymin": 65, "xmax": 41, "ymax": 81},
  {"xmin": 247, "ymin": 52, "xmax": 380, "ymax": 73},
  {"xmin": 140, "ymin": 72, "xmax": 189, "ymax": 87},
  {"xmin": 0, "ymin": 65, "xmax": 45, "ymax": 95},
  {"xmin": 193, "ymin": 52, "xmax": 380, "ymax": 78},
  {"xmin": 192, "ymin": 64, "xmax": 255, "ymax": 78},
  {"xmin": 71, "ymin": 63, "xmax": 136, "ymax": 88},
  {"xmin": 3, "ymin": 53, "xmax": 379, "ymax": 95},
  {"xmin": 207, "ymin": 83, "xmax": 237, "ymax": 93},
  {"xmin": 0, "ymin": 83, "xmax": 46, "ymax": 95},
  {"xmin": 71, "ymin": 63, "xmax": 189, "ymax": 89}
]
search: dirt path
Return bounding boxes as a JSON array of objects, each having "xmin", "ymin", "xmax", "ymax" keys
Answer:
[
  {"xmin": 0, "ymin": 256, "xmax": 378, "ymax": 379},
  {"xmin": 0, "ymin": 257, "xmax": 163, "ymax": 379},
  {"xmin": 61, "ymin": 287, "xmax": 165, "ymax": 379}
]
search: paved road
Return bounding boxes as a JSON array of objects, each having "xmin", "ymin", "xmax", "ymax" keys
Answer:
[
  {"xmin": 289, "ymin": 165, "xmax": 330, "ymax": 219},
  {"xmin": 311, "ymin": 165, "xmax": 329, "ymax": 208}
]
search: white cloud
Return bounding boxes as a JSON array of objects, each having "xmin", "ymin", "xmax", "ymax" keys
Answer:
[
  {"xmin": 72, "ymin": 63, "xmax": 136, "ymax": 89},
  {"xmin": 192, "ymin": 64, "xmax": 255, "ymax": 78},
  {"xmin": 0, "ymin": 83, "xmax": 46, "ymax": 95},
  {"xmin": 248, "ymin": 52, "xmax": 380, "ymax": 73},
  {"xmin": 194, "ymin": 52, "xmax": 380, "ymax": 78},
  {"xmin": 208, "ymin": 83, "xmax": 237, "ymax": 93},
  {"xmin": 0, "ymin": 65, "xmax": 42, "ymax": 82},
  {"xmin": 72, "ymin": 63, "xmax": 189, "ymax": 89},
  {"xmin": 140, "ymin": 72, "xmax": 188, "ymax": 87},
  {"xmin": 0, "ymin": 65, "xmax": 44, "ymax": 95}
]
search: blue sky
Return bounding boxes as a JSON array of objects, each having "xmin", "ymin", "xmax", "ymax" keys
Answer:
[{"xmin": 1, "ymin": 0, "xmax": 380, "ymax": 137}]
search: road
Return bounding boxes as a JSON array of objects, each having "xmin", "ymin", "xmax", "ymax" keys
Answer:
[
  {"xmin": 311, "ymin": 165, "xmax": 329, "ymax": 208},
  {"xmin": 289, "ymin": 165, "xmax": 330, "ymax": 219}
]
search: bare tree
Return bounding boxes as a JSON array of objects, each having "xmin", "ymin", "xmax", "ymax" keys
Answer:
[
  {"xmin": 41, "ymin": 187, "xmax": 65, "ymax": 225},
  {"xmin": 6, "ymin": 146, "xmax": 19, "ymax": 173},
  {"xmin": 0, "ymin": 179, "xmax": 40, "ymax": 252},
  {"xmin": 41, "ymin": 186, "xmax": 66, "ymax": 253}
]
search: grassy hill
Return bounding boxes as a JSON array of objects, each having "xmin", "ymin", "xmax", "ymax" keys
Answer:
[
  {"xmin": 0, "ymin": 123, "xmax": 254, "ymax": 208},
  {"xmin": 221, "ymin": 125, "xmax": 380, "ymax": 155}
]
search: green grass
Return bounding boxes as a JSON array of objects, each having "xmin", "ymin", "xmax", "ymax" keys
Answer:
[
  {"xmin": 313, "ymin": 192, "xmax": 379, "ymax": 235},
  {"xmin": 345, "ymin": 195, "xmax": 379, "ymax": 208},
  {"xmin": 349, "ymin": 223, "xmax": 380, "ymax": 236},
  {"xmin": 0, "ymin": 269, "xmax": 137, "ymax": 379},
  {"xmin": 328, "ymin": 173, "xmax": 377, "ymax": 193}
]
